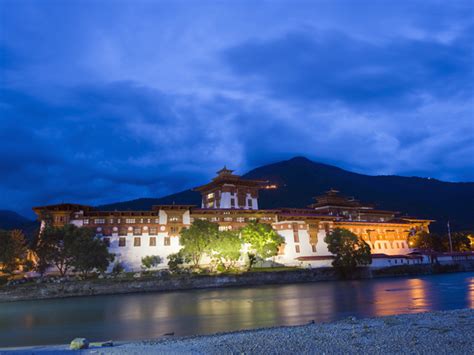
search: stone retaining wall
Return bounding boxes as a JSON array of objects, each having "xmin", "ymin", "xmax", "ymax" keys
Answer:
[{"xmin": 1, "ymin": 263, "xmax": 473, "ymax": 303}]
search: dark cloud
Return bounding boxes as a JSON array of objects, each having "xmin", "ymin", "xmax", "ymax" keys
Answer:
[
  {"xmin": 0, "ymin": 0, "xmax": 473, "ymax": 217},
  {"xmin": 0, "ymin": 83, "xmax": 235, "ymax": 215},
  {"xmin": 222, "ymin": 28, "xmax": 473, "ymax": 108}
]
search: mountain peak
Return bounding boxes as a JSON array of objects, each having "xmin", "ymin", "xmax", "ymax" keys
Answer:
[
  {"xmin": 94, "ymin": 157, "xmax": 473, "ymax": 233},
  {"xmin": 287, "ymin": 156, "xmax": 312, "ymax": 163}
]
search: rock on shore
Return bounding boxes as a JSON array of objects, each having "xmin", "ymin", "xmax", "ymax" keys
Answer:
[{"xmin": 3, "ymin": 309, "xmax": 473, "ymax": 354}]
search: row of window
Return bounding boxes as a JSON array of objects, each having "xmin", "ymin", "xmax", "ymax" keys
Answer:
[
  {"xmin": 193, "ymin": 216, "xmax": 274, "ymax": 223},
  {"xmin": 293, "ymin": 244, "xmax": 317, "ymax": 253},
  {"xmin": 228, "ymin": 198, "xmax": 254, "ymax": 208},
  {"xmin": 88, "ymin": 216, "xmax": 280, "ymax": 225},
  {"xmin": 98, "ymin": 226, "xmax": 181, "ymax": 236},
  {"xmin": 85, "ymin": 217, "xmax": 182, "ymax": 225},
  {"xmin": 388, "ymin": 258, "xmax": 421, "ymax": 265},
  {"xmin": 350, "ymin": 228, "xmax": 406, "ymax": 235},
  {"xmin": 54, "ymin": 216, "xmax": 67, "ymax": 223},
  {"xmin": 103, "ymin": 236, "xmax": 172, "ymax": 247},
  {"xmin": 373, "ymin": 241, "xmax": 407, "ymax": 249}
]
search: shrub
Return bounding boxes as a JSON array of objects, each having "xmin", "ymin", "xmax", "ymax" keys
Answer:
[
  {"xmin": 167, "ymin": 252, "xmax": 189, "ymax": 273},
  {"xmin": 141, "ymin": 255, "xmax": 162, "ymax": 271},
  {"xmin": 112, "ymin": 261, "xmax": 125, "ymax": 274},
  {"xmin": 324, "ymin": 228, "xmax": 372, "ymax": 278}
]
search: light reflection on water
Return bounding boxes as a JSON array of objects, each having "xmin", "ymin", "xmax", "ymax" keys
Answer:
[{"xmin": 0, "ymin": 272, "xmax": 473, "ymax": 347}]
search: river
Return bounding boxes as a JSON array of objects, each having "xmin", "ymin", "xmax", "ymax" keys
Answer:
[{"xmin": 1, "ymin": 272, "xmax": 473, "ymax": 347}]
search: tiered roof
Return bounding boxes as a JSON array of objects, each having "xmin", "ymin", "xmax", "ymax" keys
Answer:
[
  {"xmin": 194, "ymin": 167, "xmax": 267, "ymax": 192},
  {"xmin": 309, "ymin": 189, "xmax": 368, "ymax": 209}
]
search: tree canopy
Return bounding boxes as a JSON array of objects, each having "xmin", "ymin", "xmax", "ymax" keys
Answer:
[
  {"xmin": 408, "ymin": 231, "xmax": 471, "ymax": 252},
  {"xmin": 241, "ymin": 222, "xmax": 284, "ymax": 268},
  {"xmin": 0, "ymin": 229, "xmax": 28, "ymax": 274},
  {"xmin": 35, "ymin": 224, "xmax": 76, "ymax": 276},
  {"xmin": 167, "ymin": 251, "xmax": 191, "ymax": 272},
  {"xmin": 179, "ymin": 219, "xmax": 219, "ymax": 267},
  {"xmin": 210, "ymin": 230, "xmax": 242, "ymax": 270},
  {"xmin": 35, "ymin": 224, "xmax": 113, "ymax": 276},
  {"xmin": 445, "ymin": 232, "xmax": 471, "ymax": 252},
  {"xmin": 324, "ymin": 228, "xmax": 371, "ymax": 276},
  {"xmin": 141, "ymin": 255, "xmax": 162, "ymax": 271},
  {"xmin": 69, "ymin": 227, "xmax": 114, "ymax": 277}
]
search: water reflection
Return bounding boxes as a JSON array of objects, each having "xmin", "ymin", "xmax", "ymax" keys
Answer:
[
  {"xmin": 468, "ymin": 276, "xmax": 474, "ymax": 308},
  {"xmin": 1, "ymin": 272, "xmax": 473, "ymax": 347}
]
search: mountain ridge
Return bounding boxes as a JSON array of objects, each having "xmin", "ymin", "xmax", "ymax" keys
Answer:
[
  {"xmin": 97, "ymin": 156, "xmax": 474, "ymax": 233},
  {"xmin": 0, "ymin": 210, "xmax": 32, "ymax": 230}
]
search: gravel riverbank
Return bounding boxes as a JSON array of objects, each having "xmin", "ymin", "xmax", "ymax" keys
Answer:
[{"xmin": 5, "ymin": 308, "xmax": 473, "ymax": 354}]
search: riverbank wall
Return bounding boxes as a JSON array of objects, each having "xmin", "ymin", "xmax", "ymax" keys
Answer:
[{"xmin": 1, "ymin": 262, "xmax": 473, "ymax": 303}]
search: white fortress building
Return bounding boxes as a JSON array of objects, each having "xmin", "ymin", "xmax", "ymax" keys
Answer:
[{"xmin": 33, "ymin": 168, "xmax": 432, "ymax": 271}]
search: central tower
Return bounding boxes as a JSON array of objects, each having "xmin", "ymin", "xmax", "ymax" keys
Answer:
[{"xmin": 194, "ymin": 167, "xmax": 265, "ymax": 209}]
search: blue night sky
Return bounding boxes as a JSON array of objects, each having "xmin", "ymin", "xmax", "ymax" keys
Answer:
[{"xmin": 1, "ymin": 0, "xmax": 473, "ymax": 217}]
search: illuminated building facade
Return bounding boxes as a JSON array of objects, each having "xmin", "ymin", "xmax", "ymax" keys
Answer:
[{"xmin": 33, "ymin": 168, "xmax": 432, "ymax": 271}]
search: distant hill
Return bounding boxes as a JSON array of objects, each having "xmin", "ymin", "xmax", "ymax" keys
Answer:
[
  {"xmin": 98, "ymin": 156, "xmax": 474, "ymax": 233},
  {"xmin": 0, "ymin": 210, "xmax": 32, "ymax": 230},
  {"xmin": 0, "ymin": 210, "xmax": 38, "ymax": 243}
]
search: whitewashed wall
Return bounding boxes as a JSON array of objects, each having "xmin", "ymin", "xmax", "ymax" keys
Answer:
[{"xmin": 107, "ymin": 233, "xmax": 181, "ymax": 271}]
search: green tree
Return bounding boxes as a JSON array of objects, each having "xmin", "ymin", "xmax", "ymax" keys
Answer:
[
  {"xmin": 446, "ymin": 232, "xmax": 471, "ymax": 252},
  {"xmin": 408, "ymin": 231, "xmax": 444, "ymax": 252},
  {"xmin": 167, "ymin": 251, "xmax": 190, "ymax": 272},
  {"xmin": 141, "ymin": 255, "xmax": 163, "ymax": 271},
  {"xmin": 179, "ymin": 220, "xmax": 219, "ymax": 267},
  {"xmin": 35, "ymin": 225, "xmax": 113, "ymax": 277},
  {"xmin": 241, "ymin": 222, "xmax": 284, "ymax": 269},
  {"xmin": 0, "ymin": 229, "xmax": 28, "ymax": 275},
  {"xmin": 35, "ymin": 224, "xmax": 77, "ymax": 276},
  {"xmin": 210, "ymin": 230, "xmax": 242, "ymax": 270},
  {"xmin": 324, "ymin": 228, "xmax": 372, "ymax": 277},
  {"xmin": 70, "ymin": 228, "xmax": 114, "ymax": 277}
]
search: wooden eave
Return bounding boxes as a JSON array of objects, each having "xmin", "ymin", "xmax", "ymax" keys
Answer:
[{"xmin": 32, "ymin": 203, "xmax": 93, "ymax": 214}]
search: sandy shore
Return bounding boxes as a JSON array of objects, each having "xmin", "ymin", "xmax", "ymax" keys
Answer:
[{"xmin": 3, "ymin": 308, "xmax": 473, "ymax": 354}]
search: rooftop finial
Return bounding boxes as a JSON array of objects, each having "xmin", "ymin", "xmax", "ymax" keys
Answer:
[{"xmin": 216, "ymin": 166, "xmax": 234, "ymax": 175}]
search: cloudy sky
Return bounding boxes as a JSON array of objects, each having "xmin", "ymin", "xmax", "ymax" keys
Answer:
[{"xmin": 1, "ymin": 0, "xmax": 473, "ymax": 217}]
